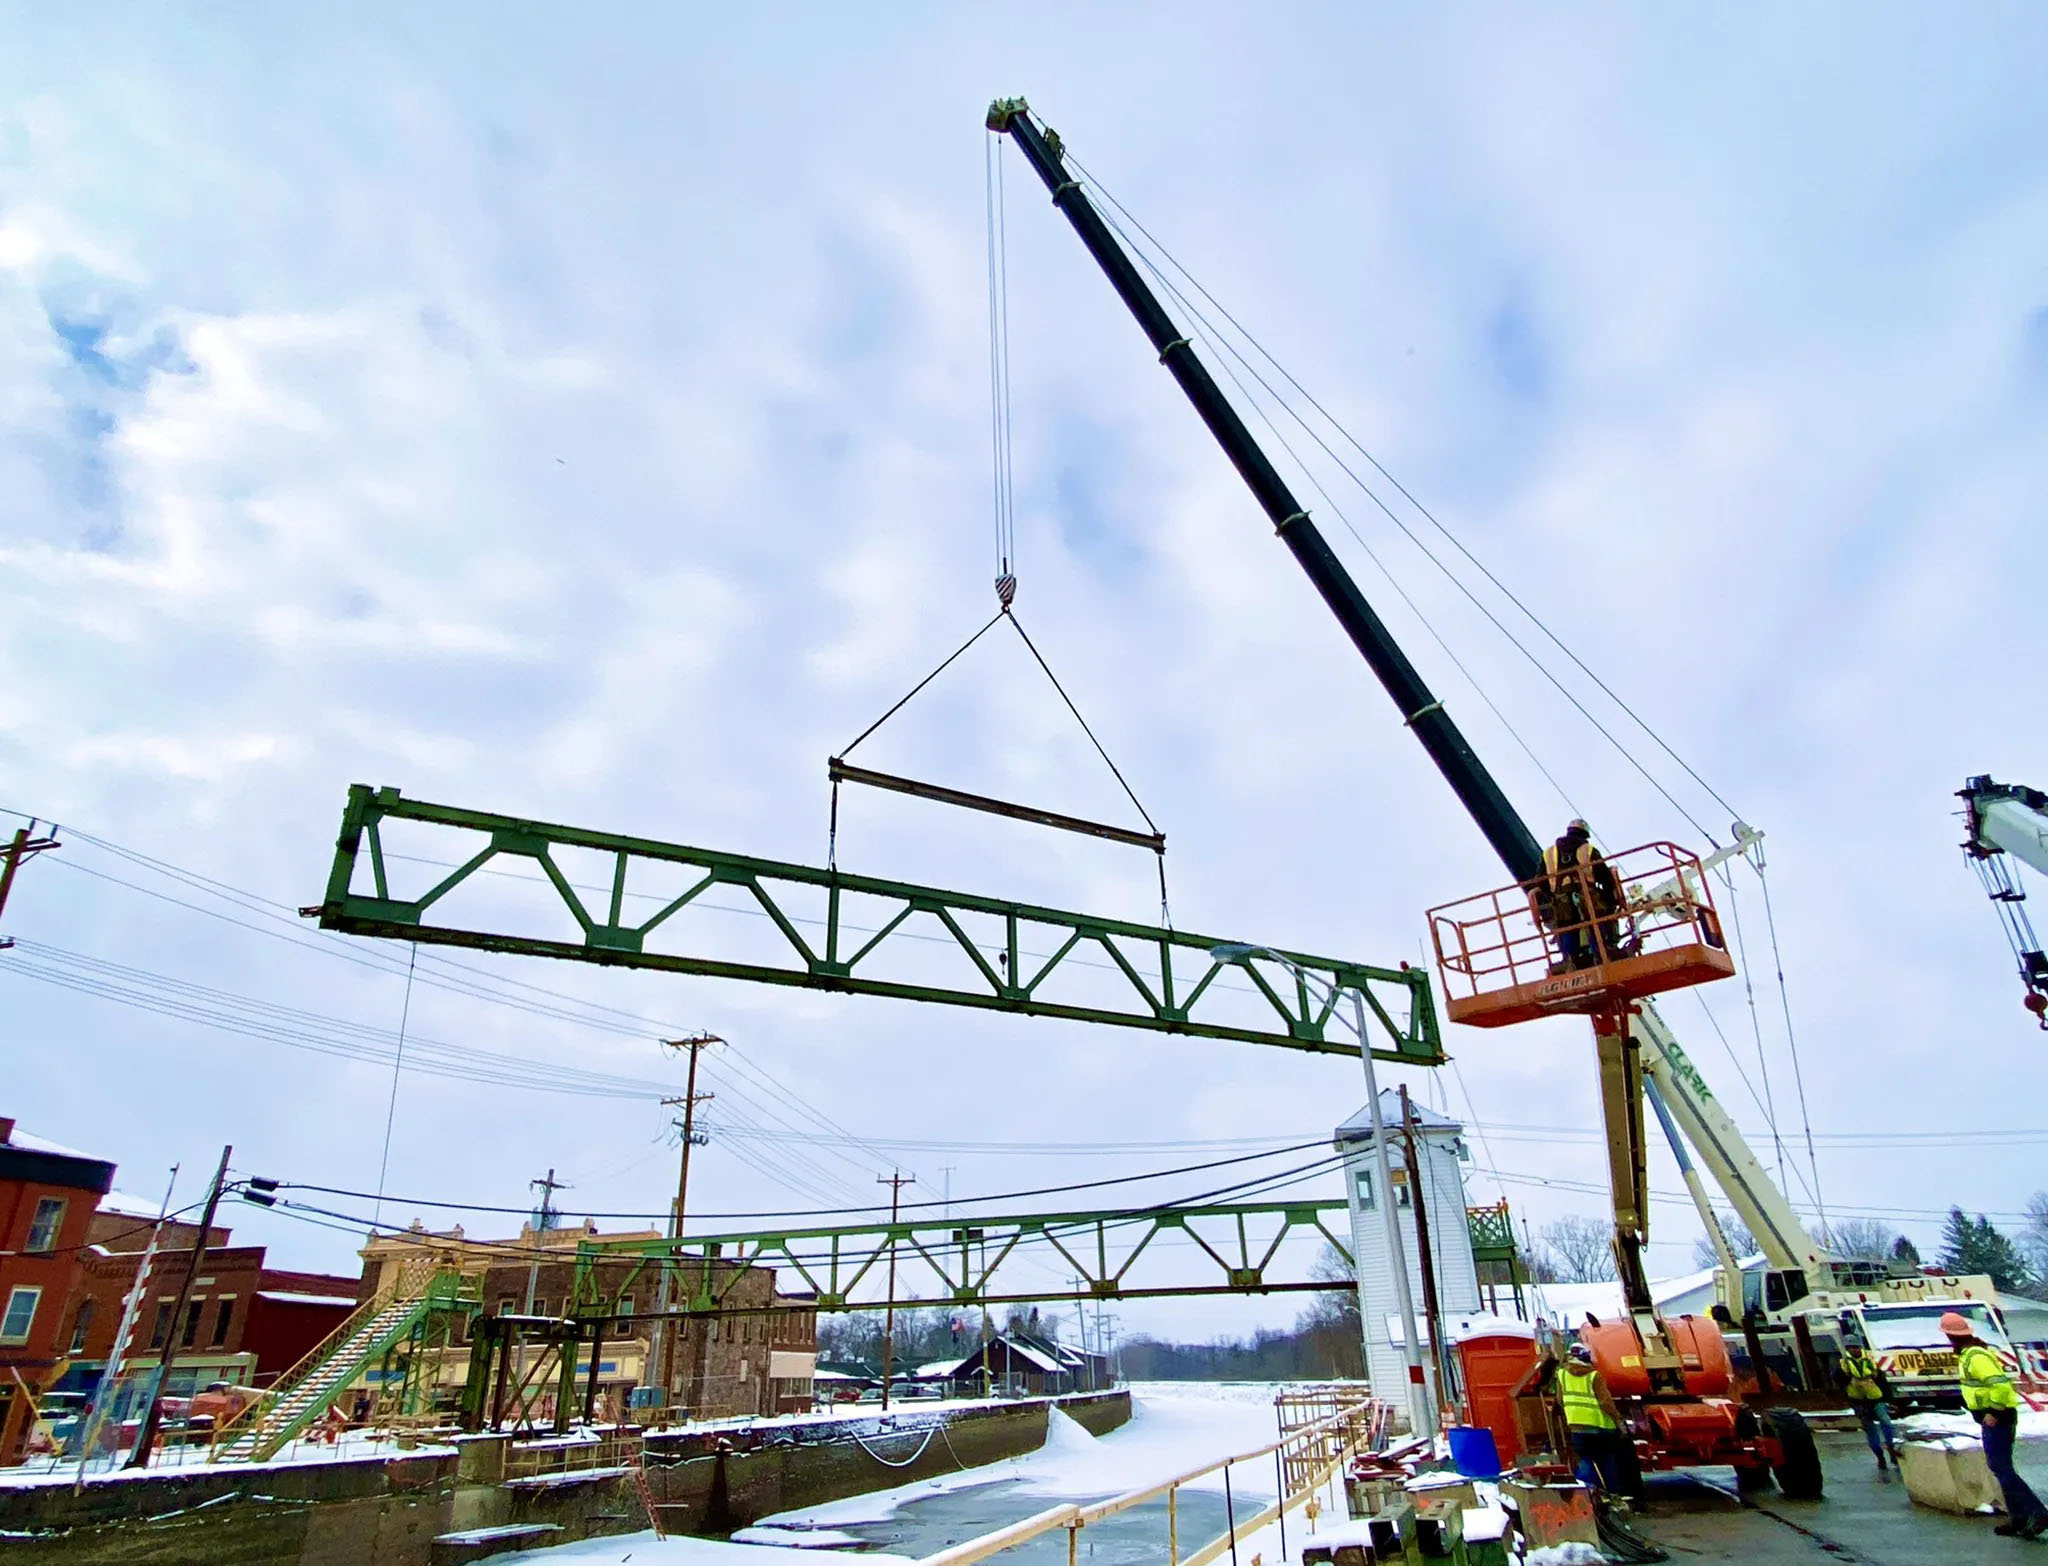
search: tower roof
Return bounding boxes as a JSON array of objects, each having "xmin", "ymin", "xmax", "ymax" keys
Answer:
[{"xmin": 1334, "ymin": 1090, "xmax": 1462, "ymax": 1142}]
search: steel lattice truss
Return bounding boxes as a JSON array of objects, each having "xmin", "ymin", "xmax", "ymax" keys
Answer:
[
  {"xmin": 569, "ymin": 1199, "xmax": 1354, "ymax": 1315},
  {"xmin": 313, "ymin": 786, "xmax": 1442, "ymax": 1063}
]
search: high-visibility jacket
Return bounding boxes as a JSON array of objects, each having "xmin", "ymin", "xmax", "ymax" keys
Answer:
[
  {"xmin": 1840, "ymin": 1348, "xmax": 1883, "ymax": 1402},
  {"xmin": 1559, "ymin": 1364, "xmax": 1618, "ymax": 1430},
  {"xmin": 1959, "ymin": 1343, "xmax": 2020, "ymax": 1412}
]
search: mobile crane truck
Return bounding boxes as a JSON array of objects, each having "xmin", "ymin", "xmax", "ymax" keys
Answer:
[{"xmin": 985, "ymin": 95, "xmax": 1872, "ymax": 1498}]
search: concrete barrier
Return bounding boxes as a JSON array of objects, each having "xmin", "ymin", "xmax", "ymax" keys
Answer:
[{"xmin": 0, "ymin": 1389, "xmax": 1131, "ymax": 1564}]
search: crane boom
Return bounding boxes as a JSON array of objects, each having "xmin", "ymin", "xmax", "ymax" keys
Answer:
[
  {"xmin": 985, "ymin": 98, "xmax": 1838, "ymax": 1331},
  {"xmin": 1959, "ymin": 775, "xmax": 2048, "ymax": 1024},
  {"xmin": 985, "ymin": 99, "xmax": 1541, "ymax": 885}
]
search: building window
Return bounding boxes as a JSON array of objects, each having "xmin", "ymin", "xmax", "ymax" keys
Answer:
[
  {"xmin": 211, "ymin": 1296, "xmax": 236, "ymax": 1347},
  {"xmin": 25, "ymin": 1197, "xmax": 66, "ymax": 1253},
  {"xmin": 1, "ymin": 1286, "xmax": 41, "ymax": 1344},
  {"xmin": 68, "ymin": 1300, "xmax": 94, "ymax": 1355},
  {"xmin": 181, "ymin": 1299, "xmax": 205, "ymax": 1349},
  {"xmin": 498, "ymin": 1297, "xmax": 517, "ymax": 1317},
  {"xmin": 150, "ymin": 1300, "xmax": 174, "ymax": 1350},
  {"xmin": 618, "ymin": 1294, "xmax": 635, "ymax": 1318},
  {"xmin": 531, "ymin": 1298, "xmax": 549, "ymax": 1318},
  {"xmin": 1354, "ymin": 1169, "xmax": 1375, "ymax": 1210}
]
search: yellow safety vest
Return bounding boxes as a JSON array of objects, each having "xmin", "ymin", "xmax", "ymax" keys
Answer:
[
  {"xmin": 1959, "ymin": 1343, "xmax": 2020, "ymax": 1413},
  {"xmin": 1559, "ymin": 1364, "xmax": 1617, "ymax": 1431},
  {"xmin": 1840, "ymin": 1349, "xmax": 1882, "ymax": 1403}
]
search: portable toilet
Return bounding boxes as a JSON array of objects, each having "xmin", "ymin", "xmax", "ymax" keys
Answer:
[{"xmin": 1450, "ymin": 1314, "xmax": 1540, "ymax": 1466}]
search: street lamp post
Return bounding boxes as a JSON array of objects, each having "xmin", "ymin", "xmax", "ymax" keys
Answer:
[{"xmin": 1210, "ymin": 945, "xmax": 1435, "ymax": 1438}]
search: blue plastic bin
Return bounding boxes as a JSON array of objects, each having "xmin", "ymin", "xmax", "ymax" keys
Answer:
[{"xmin": 1447, "ymin": 1424, "xmax": 1503, "ymax": 1479}]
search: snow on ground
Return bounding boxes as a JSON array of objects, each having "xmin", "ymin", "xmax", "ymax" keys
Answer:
[
  {"xmin": 0, "ymin": 1428, "xmax": 456, "ymax": 1487},
  {"xmin": 763, "ymin": 1381, "xmax": 1286, "ymax": 1531},
  {"xmin": 495, "ymin": 1537, "xmax": 913, "ymax": 1565}
]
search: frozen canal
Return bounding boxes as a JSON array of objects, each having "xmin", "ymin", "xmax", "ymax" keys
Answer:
[{"xmin": 500, "ymin": 1383, "xmax": 1294, "ymax": 1566}]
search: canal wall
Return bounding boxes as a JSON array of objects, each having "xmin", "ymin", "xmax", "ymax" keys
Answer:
[{"xmin": 0, "ymin": 1389, "xmax": 1131, "ymax": 1565}]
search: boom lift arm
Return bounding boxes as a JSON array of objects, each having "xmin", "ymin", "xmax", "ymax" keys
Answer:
[
  {"xmin": 1960, "ymin": 775, "xmax": 2048, "ymax": 1025},
  {"xmin": 985, "ymin": 98, "xmax": 1816, "ymax": 1331}
]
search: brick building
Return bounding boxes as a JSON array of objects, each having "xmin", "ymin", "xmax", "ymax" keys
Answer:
[
  {"xmin": 53, "ymin": 1199, "xmax": 358, "ymax": 1423},
  {"xmin": 358, "ymin": 1220, "xmax": 816, "ymax": 1422},
  {"xmin": 0, "ymin": 1117, "xmax": 115, "ymax": 1463}
]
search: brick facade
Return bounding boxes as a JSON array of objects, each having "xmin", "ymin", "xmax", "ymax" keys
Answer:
[
  {"xmin": 359, "ymin": 1221, "xmax": 816, "ymax": 1422},
  {"xmin": 0, "ymin": 1117, "xmax": 115, "ymax": 1464}
]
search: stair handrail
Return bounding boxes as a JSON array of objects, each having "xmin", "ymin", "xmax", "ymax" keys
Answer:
[{"xmin": 208, "ymin": 1253, "xmax": 443, "ymax": 1456}]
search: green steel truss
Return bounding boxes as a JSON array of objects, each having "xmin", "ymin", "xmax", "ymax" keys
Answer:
[
  {"xmin": 570, "ymin": 1199, "xmax": 1354, "ymax": 1315},
  {"xmin": 314, "ymin": 786, "xmax": 1442, "ymax": 1062}
]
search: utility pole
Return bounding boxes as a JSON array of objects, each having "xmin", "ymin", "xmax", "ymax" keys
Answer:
[
  {"xmin": 1398, "ymin": 1087, "xmax": 1451, "ymax": 1418},
  {"xmin": 652, "ymin": 1034, "xmax": 720, "ymax": 1411},
  {"xmin": 128, "ymin": 1146, "xmax": 229, "ymax": 1467},
  {"xmin": 877, "ymin": 1171, "xmax": 914, "ymax": 1412},
  {"xmin": 519, "ymin": 1169, "xmax": 565, "ymax": 1400},
  {"xmin": 0, "ymin": 820, "xmax": 60, "ymax": 949}
]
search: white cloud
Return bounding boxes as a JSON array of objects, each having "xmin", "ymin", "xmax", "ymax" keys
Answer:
[{"xmin": 2, "ymin": 8, "xmax": 2045, "ymax": 1339}]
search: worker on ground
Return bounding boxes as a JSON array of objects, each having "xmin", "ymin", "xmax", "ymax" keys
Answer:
[
  {"xmin": 1559, "ymin": 1341, "xmax": 1628, "ymax": 1494},
  {"xmin": 1534, "ymin": 821, "xmax": 1627, "ymax": 971},
  {"xmin": 1944, "ymin": 1311, "xmax": 2047, "ymax": 1538},
  {"xmin": 1836, "ymin": 1336, "xmax": 1899, "ymax": 1474}
]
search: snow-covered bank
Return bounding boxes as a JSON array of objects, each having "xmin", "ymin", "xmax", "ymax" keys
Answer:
[{"xmin": 763, "ymin": 1382, "xmax": 1281, "ymax": 1531}]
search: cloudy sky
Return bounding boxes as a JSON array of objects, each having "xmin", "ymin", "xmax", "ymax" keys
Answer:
[{"xmin": 4, "ymin": 5, "xmax": 2045, "ymax": 1341}]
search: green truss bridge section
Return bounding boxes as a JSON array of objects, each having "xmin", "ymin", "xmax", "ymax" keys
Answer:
[
  {"xmin": 568, "ymin": 1198, "xmax": 1356, "ymax": 1316},
  {"xmin": 313, "ymin": 786, "xmax": 1442, "ymax": 1064}
]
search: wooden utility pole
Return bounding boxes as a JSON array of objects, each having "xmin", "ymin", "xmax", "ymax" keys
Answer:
[
  {"xmin": 128, "ymin": 1146, "xmax": 229, "ymax": 1467},
  {"xmin": 0, "ymin": 821, "xmax": 60, "ymax": 949},
  {"xmin": 877, "ymin": 1170, "xmax": 914, "ymax": 1411},
  {"xmin": 1398, "ymin": 1088, "xmax": 1451, "ymax": 1418},
  {"xmin": 653, "ymin": 1034, "xmax": 720, "ymax": 1409}
]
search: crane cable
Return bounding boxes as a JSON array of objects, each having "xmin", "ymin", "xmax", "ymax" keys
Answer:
[
  {"xmin": 830, "ymin": 139, "xmax": 1168, "ymax": 924},
  {"xmin": 987, "ymin": 131, "xmax": 1018, "ymax": 597},
  {"xmin": 1068, "ymin": 152, "xmax": 1742, "ymax": 842},
  {"xmin": 1067, "ymin": 144, "xmax": 1829, "ymax": 1230}
]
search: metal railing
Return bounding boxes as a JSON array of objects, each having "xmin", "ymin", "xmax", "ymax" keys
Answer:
[{"xmin": 914, "ymin": 1393, "xmax": 1387, "ymax": 1566}]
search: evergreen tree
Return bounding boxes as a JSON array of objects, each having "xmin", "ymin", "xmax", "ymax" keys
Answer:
[
  {"xmin": 1938, "ymin": 1206, "xmax": 2035, "ymax": 1292},
  {"xmin": 1891, "ymin": 1234, "xmax": 1921, "ymax": 1267},
  {"xmin": 1938, "ymin": 1207, "xmax": 1973, "ymax": 1273}
]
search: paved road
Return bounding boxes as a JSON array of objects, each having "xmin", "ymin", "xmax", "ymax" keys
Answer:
[{"xmin": 1635, "ymin": 1429, "xmax": 2048, "ymax": 1562}]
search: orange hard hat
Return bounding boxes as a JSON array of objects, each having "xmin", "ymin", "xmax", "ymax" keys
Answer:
[{"xmin": 1939, "ymin": 1311, "xmax": 1973, "ymax": 1337}]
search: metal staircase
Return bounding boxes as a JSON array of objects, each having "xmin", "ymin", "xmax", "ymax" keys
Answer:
[{"xmin": 212, "ymin": 1257, "xmax": 476, "ymax": 1462}]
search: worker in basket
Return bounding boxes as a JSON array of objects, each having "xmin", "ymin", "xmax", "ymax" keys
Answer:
[
  {"xmin": 1944, "ymin": 1311, "xmax": 2047, "ymax": 1538},
  {"xmin": 1834, "ymin": 1330, "xmax": 1900, "ymax": 1475},
  {"xmin": 1559, "ymin": 1341, "xmax": 1628, "ymax": 1494},
  {"xmin": 1534, "ymin": 821, "xmax": 1630, "ymax": 972}
]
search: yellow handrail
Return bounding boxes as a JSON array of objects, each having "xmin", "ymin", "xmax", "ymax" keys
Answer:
[
  {"xmin": 207, "ymin": 1255, "xmax": 440, "ymax": 1455},
  {"xmin": 915, "ymin": 1397, "xmax": 1383, "ymax": 1566}
]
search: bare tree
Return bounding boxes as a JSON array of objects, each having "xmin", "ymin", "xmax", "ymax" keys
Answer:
[
  {"xmin": 1540, "ymin": 1216, "xmax": 1617, "ymax": 1283},
  {"xmin": 1692, "ymin": 1210, "xmax": 1760, "ymax": 1271},
  {"xmin": 1826, "ymin": 1218, "xmax": 1902, "ymax": 1261}
]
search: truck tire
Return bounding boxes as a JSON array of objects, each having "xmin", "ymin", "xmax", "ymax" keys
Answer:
[
  {"xmin": 1764, "ymin": 1408, "xmax": 1823, "ymax": 1500},
  {"xmin": 1734, "ymin": 1459, "xmax": 1774, "ymax": 1494}
]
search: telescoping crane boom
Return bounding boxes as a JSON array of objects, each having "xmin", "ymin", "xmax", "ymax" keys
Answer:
[
  {"xmin": 1960, "ymin": 775, "xmax": 2048, "ymax": 1026},
  {"xmin": 986, "ymin": 96, "xmax": 1844, "ymax": 1488}
]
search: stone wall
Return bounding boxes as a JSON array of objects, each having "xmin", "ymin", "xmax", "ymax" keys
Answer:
[{"xmin": 0, "ymin": 1390, "xmax": 1131, "ymax": 1565}]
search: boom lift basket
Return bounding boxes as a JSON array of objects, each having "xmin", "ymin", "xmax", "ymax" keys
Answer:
[{"xmin": 1428, "ymin": 841, "xmax": 1736, "ymax": 1027}]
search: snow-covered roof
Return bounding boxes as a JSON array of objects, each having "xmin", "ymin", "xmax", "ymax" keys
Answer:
[
  {"xmin": 1335, "ymin": 1092, "xmax": 1461, "ymax": 1141},
  {"xmin": 97, "ymin": 1190, "xmax": 166, "ymax": 1220},
  {"xmin": 6, "ymin": 1127, "xmax": 106, "ymax": 1161},
  {"xmin": 1000, "ymin": 1338, "xmax": 1065, "ymax": 1374},
  {"xmin": 257, "ymin": 1291, "xmax": 357, "ymax": 1308}
]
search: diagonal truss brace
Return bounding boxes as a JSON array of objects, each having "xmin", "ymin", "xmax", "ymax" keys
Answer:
[
  {"xmin": 569, "ymin": 1200, "xmax": 1355, "ymax": 1315},
  {"xmin": 314, "ymin": 786, "xmax": 1442, "ymax": 1062}
]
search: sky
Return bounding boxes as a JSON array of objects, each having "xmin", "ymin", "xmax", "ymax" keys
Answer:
[{"xmin": 3, "ymin": 5, "xmax": 2046, "ymax": 1343}]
